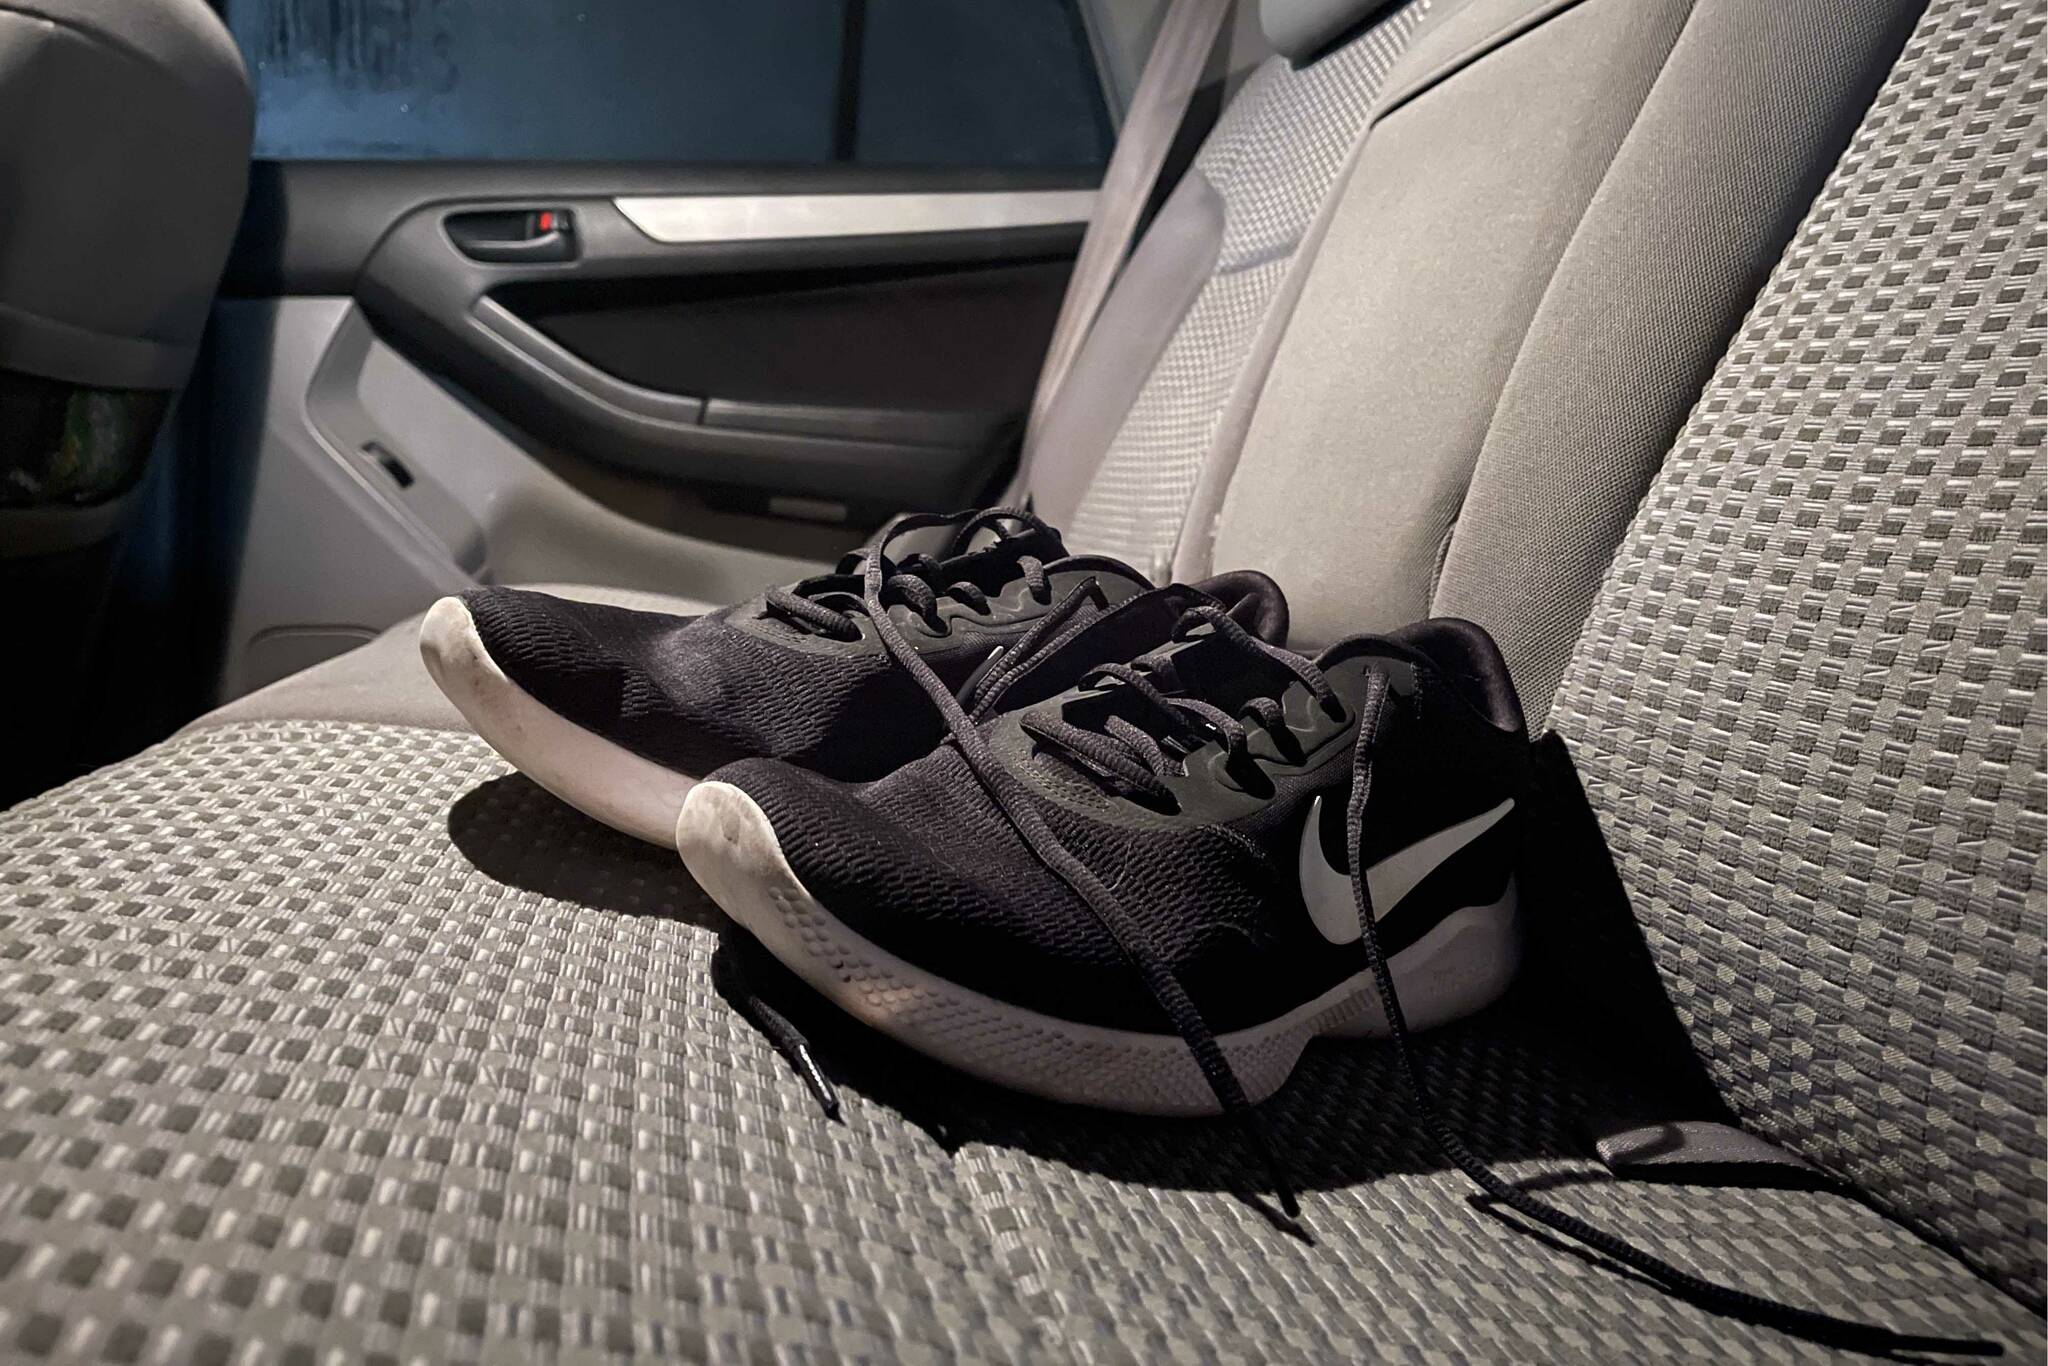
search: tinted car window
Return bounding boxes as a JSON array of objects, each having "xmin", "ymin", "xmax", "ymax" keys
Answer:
[{"xmin": 225, "ymin": 0, "xmax": 1113, "ymax": 166}]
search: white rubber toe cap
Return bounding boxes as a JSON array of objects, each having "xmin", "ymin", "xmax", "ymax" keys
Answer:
[{"xmin": 419, "ymin": 594, "xmax": 697, "ymax": 846}]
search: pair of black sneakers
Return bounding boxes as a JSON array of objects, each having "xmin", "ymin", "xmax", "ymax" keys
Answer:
[
  {"xmin": 420, "ymin": 506, "xmax": 1986, "ymax": 1357},
  {"xmin": 421, "ymin": 508, "xmax": 1528, "ymax": 1120}
]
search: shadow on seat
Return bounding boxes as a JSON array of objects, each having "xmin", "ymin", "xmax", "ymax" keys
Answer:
[{"xmin": 447, "ymin": 771, "xmax": 726, "ymax": 929}]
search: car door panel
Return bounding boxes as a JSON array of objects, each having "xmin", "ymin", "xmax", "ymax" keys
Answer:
[{"xmin": 226, "ymin": 162, "xmax": 1091, "ymax": 513}]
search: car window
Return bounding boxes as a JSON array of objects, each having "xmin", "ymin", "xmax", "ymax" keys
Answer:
[{"xmin": 223, "ymin": 0, "xmax": 1115, "ymax": 167}]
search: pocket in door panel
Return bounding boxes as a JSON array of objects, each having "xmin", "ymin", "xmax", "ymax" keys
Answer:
[{"xmin": 494, "ymin": 258, "xmax": 1072, "ymax": 413}]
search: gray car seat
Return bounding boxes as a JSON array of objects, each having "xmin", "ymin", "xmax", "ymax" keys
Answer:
[{"xmin": 0, "ymin": 0, "xmax": 2040, "ymax": 1359}]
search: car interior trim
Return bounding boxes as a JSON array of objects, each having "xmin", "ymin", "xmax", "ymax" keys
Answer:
[{"xmin": 613, "ymin": 190, "xmax": 1102, "ymax": 244}]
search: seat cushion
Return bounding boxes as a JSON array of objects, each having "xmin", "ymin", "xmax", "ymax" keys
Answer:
[
  {"xmin": 0, "ymin": 719, "xmax": 2035, "ymax": 1361},
  {"xmin": 187, "ymin": 584, "xmax": 719, "ymax": 735}
]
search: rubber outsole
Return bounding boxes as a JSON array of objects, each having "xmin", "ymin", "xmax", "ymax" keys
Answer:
[
  {"xmin": 676, "ymin": 779, "xmax": 1522, "ymax": 1116},
  {"xmin": 418, "ymin": 596, "xmax": 697, "ymax": 846}
]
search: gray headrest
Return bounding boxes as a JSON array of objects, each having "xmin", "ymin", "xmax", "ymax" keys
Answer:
[
  {"xmin": 1260, "ymin": 0, "xmax": 1400, "ymax": 64},
  {"xmin": 0, "ymin": 0, "xmax": 252, "ymax": 390}
]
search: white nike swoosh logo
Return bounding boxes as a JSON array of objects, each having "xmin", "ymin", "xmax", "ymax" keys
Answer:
[{"xmin": 1296, "ymin": 795, "xmax": 1515, "ymax": 944}]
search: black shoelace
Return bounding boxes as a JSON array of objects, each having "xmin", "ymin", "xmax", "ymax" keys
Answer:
[
  {"xmin": 764, "ymin": 506, "xmax": 1114, "ymax": 718},
  {"xmin": 1018, "ymin": 606, "xmax": 1333, "ymax": 803},
  {"xmin": 763, "ymin": 507, "xmax": 1060, "ymax": 642},
  {"xmin": 712, "ymin": 940, "xmax": 841, "ymax": 1120},
  {"xmin": 858, "ymin": 589, "xmax": 2000, "ymax": 1358}
]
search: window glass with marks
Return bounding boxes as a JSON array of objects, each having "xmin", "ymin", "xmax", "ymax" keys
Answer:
[{"xmin": 224, "ymin": 0, "xmax": 1113, "ymax": 167}]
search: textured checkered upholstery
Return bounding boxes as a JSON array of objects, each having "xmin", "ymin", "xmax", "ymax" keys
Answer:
[
  {"xmin": 1062, "ymin": 9, "xmax": 1424, "ymax": 577},
  {"xmin": 1551, "ymin": 0, "xmax": 2047, "ymax": 1308},
  {"xmin": 0, "ymin": 723, "xmax": 2037, "ymax": 1361}
]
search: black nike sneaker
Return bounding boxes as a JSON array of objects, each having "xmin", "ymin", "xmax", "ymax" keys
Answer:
[
  {"xmin": 420, "ymin": 508, "xmax": 1289, "ymax": 845},
  {"xmin": 676, "ymin": 603, "xmax": 1528, "ymax": 1114}
]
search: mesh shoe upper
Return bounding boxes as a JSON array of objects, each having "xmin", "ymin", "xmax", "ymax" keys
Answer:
[
  {"xmin": 462, "ymin": 515, "xmax": 1288, "ymax": 783},
  {"xmin": 465, "ymin": 590, "xmax": 936, "ymax": 780}
]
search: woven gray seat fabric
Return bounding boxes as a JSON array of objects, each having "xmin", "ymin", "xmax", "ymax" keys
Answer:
[
  {"xmin": 1550, "ymin": 0, "xmax": 2047, "ymax": 1310},
  {"xmin": 0, "ymin": 721, "xmax": 2038, "ymax": 1362}
]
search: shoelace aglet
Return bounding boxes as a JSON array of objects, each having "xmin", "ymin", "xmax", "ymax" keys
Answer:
[
  {"xmin": 791, "ymin": 1042, "xmax": 843, "ymax": 1121},
  {"xmin": 716, "ymin": 945, "xmax": 843, "ymax": 1121}
]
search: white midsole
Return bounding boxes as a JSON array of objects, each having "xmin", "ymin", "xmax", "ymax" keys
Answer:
[
  {"xmin": 419, "ymin": 596, "xmax": 698, "ymax": 846},
  {"xmin": 677, "ymin": 780, "xmax": 1522, "ymax": 1116}
]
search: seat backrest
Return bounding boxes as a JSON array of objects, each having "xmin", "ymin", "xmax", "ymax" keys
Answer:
[
  {"xmin": 1028, "ymin": 0, "xmax": 1430, "ymax": 574},
  {"xmin": 1180, "ymin": 0, "xmax": 1924, "ymax": 694},
  {"xmin": 0, "ymin": 0, "xmax": 250, "ymax": 397},
  {"xmin": 1551, "ymin": 0, "xmax": 2046, "ymax": 1307},
  {"xmin": 1033, "ymin": 0, "xmax": 1926, "ymax": 730},
  {"xmin": 1426, "ymin": 0, "xmax": 1931, "ymax": 723}
]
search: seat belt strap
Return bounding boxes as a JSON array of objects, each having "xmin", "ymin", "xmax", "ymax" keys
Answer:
[{"xmin": 1018, "ymin": 0, "xmax": 1234, "ymax": 490}]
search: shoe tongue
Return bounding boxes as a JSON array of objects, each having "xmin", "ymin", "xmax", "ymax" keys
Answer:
[
  {"xmin": 1139, "ymin": 630, "xmax": 1285, "ymax": 709},
  {"xmin": 970, "ymin": 580, "xmax": 1199, "ymax": 715},
  {"xmin": 952, "ymin": 504, "xmax": 1066, "ymax": 554},
  {"xmin": 1093, "ymin": 596, "xmax": 1315, "ymax": 717},
  {"xmin": 1190, "ymin": 569, "xmax": 1288, "ymax": 646}
]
